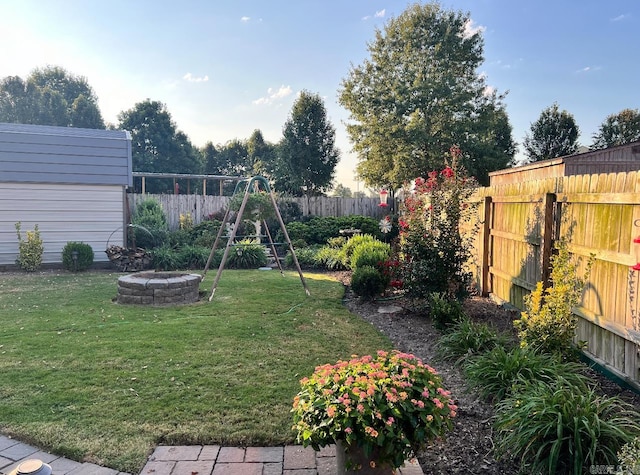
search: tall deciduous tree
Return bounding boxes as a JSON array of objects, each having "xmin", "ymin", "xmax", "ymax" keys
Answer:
[
  {"xmin": 338, "ymin": 2, "xmax": 515, "ymax": 188},
  {"xmin": 591, "ymin": 108, "xmax": 640, "ymax": 150},
  {"xmin": 117, "ymin": 99, "xmax": 202, "ymax": 193},
  {"xmin": 523, "ymin": 103, "xmax": 580, "ymax": 162},
  {"xmin": 278, "ymin": 90, "xmax": 340, "ymax": 196},
  {"xmin": 0, "ymin": 66, "xmax": 105, "ymax": 128}
]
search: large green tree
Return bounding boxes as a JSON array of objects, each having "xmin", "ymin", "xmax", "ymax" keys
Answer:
[
  {"xmin": 117, "ymin": 99, "xmax": 202, "ymax": 193},
  {"xmin": 278, "ymin": 90, "xmax": 340, "ymax": 196},
  {"xmin": 591, "ymin": 108, "xmax": 640, "ymax": 150},
  {"xmin": 338, "ymin": 2, "xmax": 515, "ymax": 188},
  {"xmin": 523, "ymin": 103, "xmax": 580, "ymax": 162},
  {"xmin": 0, "ymin": 66, "xmax": 105, "ymax": 128}
]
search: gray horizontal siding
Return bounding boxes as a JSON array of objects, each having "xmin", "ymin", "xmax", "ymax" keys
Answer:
[
  {"xmin": 0, "ymin": 183, "xmax": 126, "ymax": 266},
  {"xmin": 0, "ymin": 123, "xmax": 132, "ymax": 186}
]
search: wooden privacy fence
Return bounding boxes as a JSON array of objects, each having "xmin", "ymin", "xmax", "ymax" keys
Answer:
[
  {"xmin": 128, "ymin": 194, "xmax": 386, "ymax": 230},
  {"xmin": 473, "ymin": 171, "xmax": 640, "ymax": 388}
]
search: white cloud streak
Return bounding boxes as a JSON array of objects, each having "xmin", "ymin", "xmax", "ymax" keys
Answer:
[
  {"xmin": 252, "ymin": 85, "xmax": 293, "ymax": 105},
  {"xmin": 183, "ymin": 73, "xmax": 209, "ymax": 83}
]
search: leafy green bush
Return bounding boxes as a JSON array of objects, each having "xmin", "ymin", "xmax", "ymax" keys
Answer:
[
  {"xmin": 436, "ymin": 316, "xmax": 507, "ymax": 365},
  {"xmin": 177, "ymin": 245, "xmax": 210, "ymax": 269},
  {"xmin": 131, "ymin": 198, "xmax": 168, "ymax": 249},
  {"xmin": 350, "ymin": 265, "xmax": 386, "ymax": 300},
  {"xmin": 188, "ymin": 219, "xmax": 224, "ymax": 248},
  {"xmin": 495, "ymin": 380, "xmax": 640, "ymax": 474},
  {"xmin": 229, "ymin": 192, "xmax": 275, "ymax": 221},
  {"xmin": 62, "ymin": 242, "xmax": 94, "ymax": 271},
  {"xmin": 151, "ymin": 245, "xmax": 179, "ymax": 271},
  {"xmin": 464, "ymin": 346, "xmax": 588, "ymax": 403},
  {"xmin": 15, "ymin": 222, "xmax": 44, "ymax": 272},
  {"xmin": 226, "ymin": 240, "xmax": 268, "ymax": 269},
  {"xmin": 349, "ymin": 239, "xmax": 391, "ymax": 270},
  {"xmin": 514, "ymin": 239, "xmax": 594, "ymax": 358},
  {"xmin": 280, "ymin": 216, "xmax": 382, "ymax": 245},
  {"xmin": 428, "ymin": 292, "xmax": 466, "ymax": 331},
  {"xmin": 314, "ymin": 245, "xmax": 347, "ymax": 270},
  {"xmin": 285, "ymin": 246, "xmax": 321, "ymax": 269}
]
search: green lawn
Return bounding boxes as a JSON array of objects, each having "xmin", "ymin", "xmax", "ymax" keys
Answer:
[{"xmin": 0, "ymin": 270, "xmax": 391, "ymax": 473}]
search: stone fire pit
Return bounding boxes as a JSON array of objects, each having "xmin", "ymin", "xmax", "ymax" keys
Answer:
[{"xmin": 117, "ymin": 272, "xmax": 202, "ymax": 306}]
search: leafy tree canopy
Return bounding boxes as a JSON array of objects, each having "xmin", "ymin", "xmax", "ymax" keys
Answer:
[
  {"xmin": 0, "ymin": 66, "xmax": 105, "ymax": 128},
  {"xmin": 117, "ymin": 99, "xmax": 203, "ymax": 193},
  {"xmin": 591, "ymin": 108, "xmax": 640, "ymax": 150},
  {"xmin": 523, "ymin": 103, "xmax": 580, "ymax": 162},
  {"xmin": 338, "ymin": 2, "xmax": 515, "ymax": 188},
  {"xmin": 278, "ymin": 90, "xmax": 340, "ymax": 196}
]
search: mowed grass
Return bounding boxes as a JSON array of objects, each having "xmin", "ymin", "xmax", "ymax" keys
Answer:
[{"xmin": 0, "ymin": 270, "xmax": 391, "ymax": 473}]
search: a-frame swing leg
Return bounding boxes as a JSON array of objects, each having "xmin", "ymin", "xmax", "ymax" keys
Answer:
[
  {"xmin": 262, "ymin": 219, "xmax": 285, "ymax": 276},
  {"xmin": 267, "ymin": 190, "xmax": 310, "ymax": 296},
  {"xmin": 202, "ymin": 205, "xmax": 233, "ymax": 277},
  {"xmin": 208, "ymin": 182, "xmax": 252, "ymax": 300}
]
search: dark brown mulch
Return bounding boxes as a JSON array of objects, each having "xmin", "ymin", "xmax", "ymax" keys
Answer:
[{"xmin": 337, "ymin": 272, "xmax": 640, "ymax": 474}]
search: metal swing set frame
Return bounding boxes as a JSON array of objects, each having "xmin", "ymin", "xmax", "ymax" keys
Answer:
[{"xmin": 201, "ymin": 176, "xmax": 310, "ymax": 300}]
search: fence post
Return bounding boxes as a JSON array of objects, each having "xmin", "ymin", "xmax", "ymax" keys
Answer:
[
  {"xmin": 480, "ymin": 196, "xmax": 492, "ymax": 297},
  {"xmin": 540, "ymin": 193, "xmax": 557, "ymax": 289}
]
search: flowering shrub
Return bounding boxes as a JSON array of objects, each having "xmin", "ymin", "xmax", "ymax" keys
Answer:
[
  {"xmin": 292, "ymin": 350, "xmax": 456, "ymax": 470},
  {"xmin": 15, "ymin": 222, "xmax": 44, "ymax": 272},
  {"xmin": 398, "ymin": 146, "xmax": 477, "ymax": 302}
]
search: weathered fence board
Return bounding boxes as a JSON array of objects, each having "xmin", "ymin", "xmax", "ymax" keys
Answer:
[{"xmin": 474, "ymin": 170, "xmax": 640, "ymax": 387}]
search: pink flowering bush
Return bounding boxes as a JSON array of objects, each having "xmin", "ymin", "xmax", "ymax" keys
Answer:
[
  {"xmin": 291, "ymin": 350, "xmax": 456, "ymax": 469},
  {"xmin": 398, "ymin": 146, "xmax": 478, "ymax": 301}
]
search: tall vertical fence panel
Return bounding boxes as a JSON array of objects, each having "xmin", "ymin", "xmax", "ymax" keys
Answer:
[{"xmin": 472, "ymin": 171, "xmax": 640, "ymax": 388}]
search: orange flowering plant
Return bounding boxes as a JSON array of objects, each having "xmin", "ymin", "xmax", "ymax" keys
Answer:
[{"xmin": 291, "ymin": 350, "xmax": 456, "ymax": 469}]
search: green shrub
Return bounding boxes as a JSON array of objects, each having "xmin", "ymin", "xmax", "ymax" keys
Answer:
[
  {"xmin": 617, "ymin": 437, "xmax": 640, "ymax": 475},
  {"xmin": 131, "ymin": 198, "xmax": 168, "ymax": 249},
  {"xmin": 229, "ymin": 192, "xmax": 275, "ymax": 221},
  {"xmin": 314, "ymin": 245, "xmax": 347, "ymax": 270},
  {"xmin": 62, "ymin": 242, "xmax": 94, "ymax": 271},
  {"xmin": 436, "ymin": 316, "xmax": 507, "ymax": 366},
  {"xmin": 189, "ymin": 219, "xmax": 224, "ymax": 248},
  {"xmin": 177, "ymin": 245, "xmax": 210, "ymax": 269},
  {"xmin": 338, "ymin": 234, "xmax": 377, "ymax": 268},
  {"xmin": 428, "ymin": 292, "xmax": 466, "ymax": 331},
  {"xmin": 285, "ymin": 246, "xmax": 322, "ymax": 269},
  {"xmin": 514, "ymin": 239, "xmax": 594, "ymax": 358},
  {"xmin": 15, "ymin": 222, "xmax": 44, "ymax": 272},
  {"xmin": 495, "ymin": 380, "xmax": 640, "ymax": 474},
  {"xmin": 350, "ymin": 265, "xmax": 386, "ymax": 300},
  {"xmin": 349, "ymin": 239, "xmax": 391, "ymax": 270},
  {"xmin": 279, "ymin": 216, "xmax": 382, "ymax": 245},
  {"xmin": 151, "ymin": 245, "xmax": 179, "ymax": 271},
  {"xmin": 226, "ymin": 240, "xmax": 268, "ymax": 269},
  {"xmin": 464, "ymin": 346, "xmax": 588, "ymax": 403}
]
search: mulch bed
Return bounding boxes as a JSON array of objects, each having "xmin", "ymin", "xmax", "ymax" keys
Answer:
[{"xmin": 336, "ymin": 272, "xmax": 640, "ymax": 474}]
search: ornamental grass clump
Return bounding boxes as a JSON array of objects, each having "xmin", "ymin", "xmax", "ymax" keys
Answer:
[{"xmin": 292, "ymin": 350, "xmax": 456, "ymax": 470}]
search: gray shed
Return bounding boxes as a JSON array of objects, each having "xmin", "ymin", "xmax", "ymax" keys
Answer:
[{"xmin": 0, "ymin": 123, "xmax": 132, "ymax": 267}]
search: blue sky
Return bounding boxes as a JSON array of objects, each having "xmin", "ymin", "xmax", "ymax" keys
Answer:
[{"xmin": 1, "ymin": 1, "xmax": 638, "ymax": 191}]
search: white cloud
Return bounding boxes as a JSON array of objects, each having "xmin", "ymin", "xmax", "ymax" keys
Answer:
[
  {"xmin": 362, "ymin": 9, "xmax": 385, "ymax": 21},
  {"xmin": 611, "ymin": 14, "xmax": 629, "ymax": 22},
  {"xmin": 183, "ymin": 73, "xmax": 209, "ymax": 83},
  {"xmin": 252, "ymin": 85, "xmax": 293, "ymax": 105},
  {"xmin": 241, "ymin": 16, "xmax": 251, "ymax": 22},
  {"xmin": 462, "ymin": 19, "xmax": 485, "ymax": 39},
  {"xmin": 576, "ymin": 66, "xmax": 601, "ymax": 73}
]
